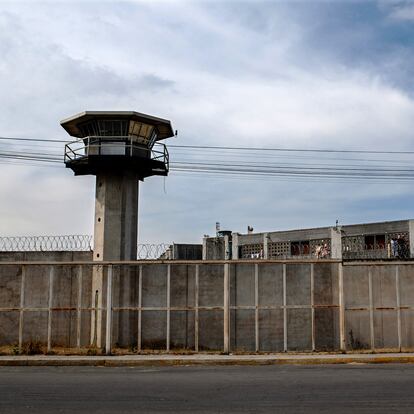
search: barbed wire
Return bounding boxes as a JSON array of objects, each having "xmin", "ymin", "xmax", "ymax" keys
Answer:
[
  {"xmin": 0, "ymin": 235, "xmax": 171, "ymax": 259},
  {"xmin": 0, "ymin": 235, "xmax": 93, "ymax": 252},
  {"xmin": 137, "ymin": 243, "xmax": 171, "ymax": 260}
]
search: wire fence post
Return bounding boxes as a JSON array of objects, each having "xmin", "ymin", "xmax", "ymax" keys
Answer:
[
  {"xmin": 195, "ymin": 265, "xmax": 199, "ymax": 352},
  {"xmin": 338, "ymin": 262, "xmax": 346, "ymax": 352},
  {"xmin": 18, "ymin": 265, "xmax": 26, "ymax": 352},
  {"xmin": 223, "ymin": 263, "xmax": 230, "ymax": 354},
  {"xmin": 311, "ymin": 263, "xmax": 315, "ymax": 351},
  {"xmin": 368, "ymin": 268, "xmax": 375, "ymax": 351},
  {"xmin": 166, "ymin": 264, "xmax": 171, "ymax": 352},
  {"xmin": 47, "ymin": 266, "xmax": 54, "ymax": 353},
  {"xmin": 137, "ymin": 265, "xmax": 142, "ymax": 352},
  {"xmin": 283, "ymin": 263, "xmax": 287, "ymax": 352},
  {"xmin": 105, "ymin": 265, "xmax": 113, "ymax": 355},
  {"xmin": 76, "ymin": 265, "xmax": 83, "ymax": 349},
  {"xmin": 396, "ymin": 266, "xmax": 402, "ymax": 352},
  {"xmin": 255, "ymin": 263, "xmax": 259, "ymax": 352}
]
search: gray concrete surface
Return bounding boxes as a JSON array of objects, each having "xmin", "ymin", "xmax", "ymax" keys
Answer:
[
  {"xmin": 91, "ymin": 172, "xmax": 139, "ymax": 347},
  {"xmin": 0, "ymin": 252, "xmax": 92, "ymax": 262},
  {"xmin": 93, "ymin": 172, "xmax": 139, "ymax": 262},
  {"xmin": 1, "ymin": 261, "xmax": 414, "ymax": 354},
  {"xmin": 0, "ymin": 365, "xmax": 414, "ymax": 413},
  {"xmin": 1, "ymin": 352, "xmax": 414, "ymax": 366}
]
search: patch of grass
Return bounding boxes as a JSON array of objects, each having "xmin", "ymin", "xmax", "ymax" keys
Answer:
[
  {"xmin": 11, "ymin": 344, "xmax": 20, "ymax": 355},
  {"xmin": 21, "ymin": 341, "xmax": 43, "ymax": 355},
  {"xmin": 86, "ymin": 347, "xmax": 99, "ymax": 356},
  {"xmin": 128, "ymin": 342, "xmax": 138, "ymax": 353}
]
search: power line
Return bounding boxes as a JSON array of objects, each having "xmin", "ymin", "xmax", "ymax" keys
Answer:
[
  {"xmin": 2, "ymin": 135, "xmax": 414, "ymax": 155},
  {"xmin": 2, "ymin": 135, "xmax": 414, "ymax": 182},
  {"xmin": 0, "ymin": 136, "xmax": 67, "ymax": 143},
  {"xmin": 4, "ymin": 141, "xmax": 412, "ymax": 166},
  {"xmin": 1, "ymin": 150, "xmax": 414, "ymax": 177},
  {"xmin": 171, "ymin": 171, "xmax": 412, "ymax": 185},
  {"xmin": 172, "ymin": 160, "xmax": 414, "ymax": 173},
  {"xmin": 168, "ymin": 144, "xmax": 414, "ymax": 155},
  {"xmin": 0, "ymin": 157, "xmax": 411, "ymax": 183},
  {"xmin": 171, "ymin": 166, "xmax": 414, "ymax": 180}
]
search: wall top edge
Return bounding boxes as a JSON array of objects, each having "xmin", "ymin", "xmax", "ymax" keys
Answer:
[
  {"xmin": 0, "ymin": 259, "xmax": 344, "ymax": 266},
  {"xmin": 1, "ymin": 260, "xmax": 413, "ymax": 266}
]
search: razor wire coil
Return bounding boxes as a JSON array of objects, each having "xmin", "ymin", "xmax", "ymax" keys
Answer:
[
  {"xmin": 0, "ymin": 235, "xmax": 93, "ymax": 252},
  {"xmin": 0, "ymin": 235, "xmax": 171, "ymax": 259}
]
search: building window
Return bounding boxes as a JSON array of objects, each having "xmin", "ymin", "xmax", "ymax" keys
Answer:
[
  {"xmin": 364, "ymin": 234, "xmax": 386, "ymax": 250},
  {"xmin": 376, "ymin": 235, "xmax": 386, "ymax": 249},
  {"xmin": 290, "ymin": 241, "xmax": 310, "ymax": 256},
  {"xmin": 241, "ymin": 243, "xmax": 264, "ymax": 259}
]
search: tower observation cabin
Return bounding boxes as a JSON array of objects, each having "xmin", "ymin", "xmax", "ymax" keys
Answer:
[
  {"xmin": 62, "ymin": 111, "xmax": 174, "ymax": 178},
  {"xmin": 61, "ymin": 111, "xmax": 175, "ymax": 262}
]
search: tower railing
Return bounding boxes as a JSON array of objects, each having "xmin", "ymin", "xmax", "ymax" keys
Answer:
[{"xmin": 64, "ymin": 136, "xmax": 169, "ymax": 170}]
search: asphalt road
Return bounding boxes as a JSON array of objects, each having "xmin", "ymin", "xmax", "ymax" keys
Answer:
[{"xmin": 0, "ymin": 364, "xmax": 414, "ymax": 413}]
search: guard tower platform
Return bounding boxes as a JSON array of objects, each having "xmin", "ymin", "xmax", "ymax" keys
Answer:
[
  {"xmin": 62, "ymin": 111, "xmax": 174, "ymax": 178},
  {"xmin": 61, "ymin": 109, "xmax": 175, "ymax": 348}
]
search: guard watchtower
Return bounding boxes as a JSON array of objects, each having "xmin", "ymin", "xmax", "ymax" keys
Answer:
[{"xmin": 61, "ymin": 111, "xmax": 174, "ymax": 261}]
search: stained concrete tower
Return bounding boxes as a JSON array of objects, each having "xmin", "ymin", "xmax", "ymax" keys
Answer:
[{"xmin": 62, "ymin": 111, "xmax": 174, "ymax": 346}]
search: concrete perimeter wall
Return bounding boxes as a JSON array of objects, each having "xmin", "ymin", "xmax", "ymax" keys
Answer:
[
  {"xmin": 0, "ymin": 260, "xmax": 413, "ymax": 353},
  {"xmin": 0, "ymin": 252, "xmax": 92, "ymax": 262},
  {"xmin": 343, "ymin": 264, "xmax": 414, "ymax": 351}
]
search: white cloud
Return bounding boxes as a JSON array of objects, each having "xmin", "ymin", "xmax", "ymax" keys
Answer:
[{"xmin": 389, "ymin": 4, "xmax": 414, "ymax": 21}]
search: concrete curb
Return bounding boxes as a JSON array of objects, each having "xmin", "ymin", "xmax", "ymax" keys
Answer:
[{"xmin": 1, "ymin": 354, "xmax": 414, "ymax": 367}]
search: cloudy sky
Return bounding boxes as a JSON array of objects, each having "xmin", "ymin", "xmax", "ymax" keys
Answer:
[{"xmin": 1, "ymin": 0, "xmax": 414, "ymax": 244}]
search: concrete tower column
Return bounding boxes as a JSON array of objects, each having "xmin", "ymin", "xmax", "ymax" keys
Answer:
[
  {"xmin": 91, "ymin": 172, "xmax": 139, "ymax": 348},
  {"xmin": 93, "ymin": 172, "xmax": 139, "ymax": 261}
]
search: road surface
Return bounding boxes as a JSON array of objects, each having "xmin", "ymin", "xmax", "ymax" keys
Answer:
[{"xmin": 1, "ymin": 364, "xmax": 413, "ymax": 413}]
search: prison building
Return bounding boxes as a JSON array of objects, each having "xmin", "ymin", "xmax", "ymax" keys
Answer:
[
  {"xmin": 341, "ymin": 220, "xmax": 414, "ymax": 260},
  {"xmin": 159, "ymin": 243, "xmax": 203, "ymax": 260},
  {"xmin": 202, "ymin": 219, "xmax": 414, "ymax": 261}
]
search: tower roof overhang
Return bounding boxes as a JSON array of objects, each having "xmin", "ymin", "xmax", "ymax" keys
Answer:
[{"xmin": 60, "ymin": 111, "xmax": 174, "ymax": 141}]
